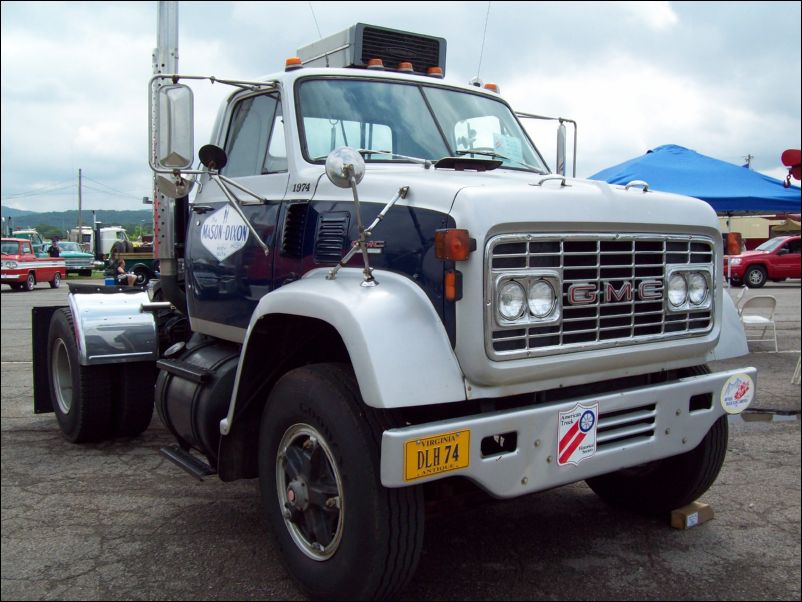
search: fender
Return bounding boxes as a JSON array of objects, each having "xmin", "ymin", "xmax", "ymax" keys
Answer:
[
  {"xmin": 221, "ymin": 268, "xmax": 466, "ymax": 433},
  {"xmin": 67, "ymin": 286, "xmax": 159, "ymax": 365},
  {"xmin": 705, "ymin": 292, "xmax": 749, "ymax": 361}
]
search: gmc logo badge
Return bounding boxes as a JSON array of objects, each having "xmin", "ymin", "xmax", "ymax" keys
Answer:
[{"xmin": 567, "ymin": 280, "xmax": 663, "ymax": 305}]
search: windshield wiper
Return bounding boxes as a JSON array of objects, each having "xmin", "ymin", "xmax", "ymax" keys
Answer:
[
  {"xmin": 455, "ymin": 149, "xmax": 546, "ymax": 174},
  {"xmin": 358, "ymin": 149, "xmax": 432, "ymax": 168},
  {"xmin": 312, "ymin": 149, "xmax": 432, "ymax": 168}
]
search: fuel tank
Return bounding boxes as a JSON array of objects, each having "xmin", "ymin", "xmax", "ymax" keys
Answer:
[{"xmin": 155, "ymin": 337, "xmax": 240, "ymax": 465}]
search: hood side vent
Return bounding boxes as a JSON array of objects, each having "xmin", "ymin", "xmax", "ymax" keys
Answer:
[
  {"xmin": 315, "ymin": 212, "xmax": 350, "ymax": 263},
  {"xmin": 282, "ymin": 203, "xmax": 309, "ymax": 258}
]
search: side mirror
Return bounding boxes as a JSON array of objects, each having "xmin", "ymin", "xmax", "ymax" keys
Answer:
[
  {"xmin": 151, "ymin": 83, "xmax": 194, "ymax": 171},
  {"xmin": 556, "ymin": 122, "xmax": 566, "ymax": 176},
  {"xmin": 325, "ymin": 147, "xmax": 365, "ymax": 188}
]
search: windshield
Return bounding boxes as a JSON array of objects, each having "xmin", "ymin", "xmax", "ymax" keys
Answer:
[
  {"xmin": 755, "ymin": 238, "xmax": 786, "ymax": 252},
  {"xmin": 1, "ymin": 241, "xmax": 19, "ymax": 255},
  {"xmin": 297, "ymin": 78, "xmax": 548, "ymax": 172},
  {"xmin": 59, "ymin": 242, "xmax": 83, "ymax": 253}
]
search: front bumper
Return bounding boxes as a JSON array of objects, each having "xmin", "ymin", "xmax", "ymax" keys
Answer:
[
  {"xmin": 1, "ymin": 271, "xmax": 26, "ymax": 282},
  {"xmin": 381, "ymin": 367, "xmax": 756, "ymax": 498}
]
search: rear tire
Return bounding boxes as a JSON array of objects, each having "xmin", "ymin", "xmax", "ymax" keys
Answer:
[
  {"xmin": 49, "ymin": 272, "xmax": 62, "ymax": 288},
  {"xmin": 47, "ymin": 308, "xmax": 114, "ymax": 442},
  {"xmin": 114, "ymin": 362, "xmax": 155, "ymax": 437},
  {"xmin": 258, "ymin": 363, "xmax": 424, "ymax": 601},
  {"xmin": 586, "ymin": 366, "xmax": 727, "ymax": 514}
]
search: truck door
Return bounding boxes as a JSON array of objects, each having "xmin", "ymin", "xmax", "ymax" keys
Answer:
[
  {"xmin": 186, "ymin": 92, "xmax": 289, "ymax": 337},
  {"xmin": 777, "ymin": 237, "xmax": 801, "ymax": 278}
]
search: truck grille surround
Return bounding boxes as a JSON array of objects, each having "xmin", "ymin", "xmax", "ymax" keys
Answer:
[{"xmin": 485, "ymin": 234, "xmax": 715, "ymax": 360}]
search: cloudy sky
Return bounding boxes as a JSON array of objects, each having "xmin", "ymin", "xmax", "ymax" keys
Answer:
[{"xmin": 1, "ymin": 1, "xmax": 800, "ymax": 213}]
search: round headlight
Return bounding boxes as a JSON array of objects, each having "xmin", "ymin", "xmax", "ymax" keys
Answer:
[
  {"xmin": 687, "ymin": 272, "xmax": 708, "ymax": 305},
  {"xmin": 498, "ymin": 280, "xmax": 526, "ymax": 320},
  {"xmin": 667, "ymin": 273, "xmax": 688, "ymax": 307},
  {"xmin": 731, "ymin": 257, "xmax": 742, "ymax": 265},
  {"xmin": 528, "ymin": 280, "xmax": 556, "ymax": 318}
]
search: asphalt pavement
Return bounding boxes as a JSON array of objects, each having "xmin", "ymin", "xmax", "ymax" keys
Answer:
[{"xmin": 1, "ymin": 278, "xmax": 800, "ymax": 601}]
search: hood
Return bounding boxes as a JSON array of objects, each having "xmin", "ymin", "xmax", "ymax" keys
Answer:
[{"xmin": 313, "ymin": 164, "xmax": 722, "ymax": 240}]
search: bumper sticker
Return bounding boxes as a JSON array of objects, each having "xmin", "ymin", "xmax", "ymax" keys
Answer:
[
  {"xmin": 720, "ymin": 373, "xmax": 755, "ymax": 414},
  {"xmin": 558, "ymin": 402, "xmax": 599, "ymax": 466}
]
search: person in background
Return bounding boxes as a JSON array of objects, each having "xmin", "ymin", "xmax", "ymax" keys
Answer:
[
  {"xmin": 116, "ymin": 258, "xmax": 137, "ymax": 286},
  {"xmin": 47, "ymin": 238, "xmax": 61, "ymax": 258}
]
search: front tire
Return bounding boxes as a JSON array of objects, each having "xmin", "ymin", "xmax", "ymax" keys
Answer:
[
  {"xmin": 586, "ymin": 368, "xmax": 728, "ymax": 514},
  {"xmin": 25, "ymin": 272, "xmax": 36, "ymax": 291},
  {"xmin": 745, "ymin": 265, "xmax": 767, "ymax": 288},
  {"xmin": 47, "ymin": 308, "xmax": 114, "ymax": 442},
  {"xmin": 258, "ymin": 364, "xmax": 424, "ymax": 601}
]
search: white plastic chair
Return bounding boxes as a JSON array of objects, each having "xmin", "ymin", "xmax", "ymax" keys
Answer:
[{"xmin": 739, "ymin": 295, "xmax": 778, "ymax": 352}]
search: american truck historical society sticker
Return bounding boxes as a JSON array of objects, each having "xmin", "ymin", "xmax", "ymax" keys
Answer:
[
  {"xmin": 557, "ymin": 402, "xmax": 599, "ymax": 466},
  {"xmin": 200, "ymin": 206, "xmax": 249, "ymax": 261},
  {"xmin": 720, "ymin": 373, "xmax": 755, "ymax": 414}
]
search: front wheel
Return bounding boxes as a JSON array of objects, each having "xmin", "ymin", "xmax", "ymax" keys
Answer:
[
  {"xmin": 259, "ymin": 364, "xmax": 424, "ymax": 601},
  {"xmin": 25, "ymin": 272, "xmax": 36, "ymax": 291},
  {"xmin": 745, "ymin": 265, "xmax": 767, "ymax": 288},
  {"xmin": 586, "ymin": 367, "xmax": 727, "ymax": 514}
]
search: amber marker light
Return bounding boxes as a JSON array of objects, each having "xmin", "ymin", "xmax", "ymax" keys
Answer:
[
  {"xmin": 444, "ymin": 270, "xmax": 458, "ymax": 301},
  {"xmin": 434, "ymin": 229, "xmax": 474, "ymax": 261},
  {"xmin": 427, "ymin": 66, "xmax": 444, "ymax": 79},
  {"xmin": 398, "ymin": 61, "xmax": 414, "ymax": 73},
  {"xmin": 285, "ymin": 57, "xmax": 303, "ymax": 71},
  {"xmin": 484, "ymin": 83, "xmax": 501, "ymax": 93},
  {"xmin": 367, "ymin": 58, "xmax": 385, "ymax": 70}
]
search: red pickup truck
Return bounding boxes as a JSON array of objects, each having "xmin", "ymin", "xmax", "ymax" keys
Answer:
[
  {"xmin": 1, "ymin": 238, "xmax": 66, "ymax": 291},
  {"xmin": 724, "ymin": 234, "xmax": 801, "ymax": 288}
]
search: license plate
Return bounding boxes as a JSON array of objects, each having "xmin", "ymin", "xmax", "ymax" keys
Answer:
[{"xmin": 404, "ymin": 430, "xmax": 470, "ymax": 482}]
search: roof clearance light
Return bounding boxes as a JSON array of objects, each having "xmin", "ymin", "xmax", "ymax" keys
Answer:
[
  {"xmin": 427, "ymin": 66, "xmax": 444, "ymax": 79},
  {"xmin": 398, "ymin": 61, "xmax": 414, "ymax": 73},
  {"xmin": 285, "ymin": 57, "xmax": 303, "ymax": 71},
  {"xmin": 484, "ymin": 83, "xmax": 501, "ymax": 94},
  {"xmin": 367, "ymin": 58, "xmax": 385, "ymax": 70}
]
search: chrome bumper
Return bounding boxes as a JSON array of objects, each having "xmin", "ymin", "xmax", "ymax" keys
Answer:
[{"xmin": 380, "ymin": 367, "xmax": 756, "ymax": 498}]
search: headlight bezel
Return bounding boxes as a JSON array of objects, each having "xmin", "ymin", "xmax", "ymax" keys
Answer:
[
  {"xmin": 665, "ymin": 265, "xmax": 712, "ymax": 312},
  {"xmin": 494, "ymin": 271, "xmax": 562, "ymax": 327}
]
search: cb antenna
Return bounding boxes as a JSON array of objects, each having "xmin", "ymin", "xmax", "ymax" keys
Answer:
[
  {"xmin": 308, "ymin": 2, "xmax": 328, "ymax": 67},
  {"xmin": 474, "ymin": 1, "xmax": 492, "ymax": 85}
]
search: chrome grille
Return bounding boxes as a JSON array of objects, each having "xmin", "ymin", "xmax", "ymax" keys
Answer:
[{"xmin": 486, "ymin": 234, "xmax": 715, "ymax": 360}]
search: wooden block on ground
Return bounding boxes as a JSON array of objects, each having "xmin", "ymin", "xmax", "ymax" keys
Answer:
[{"xmin": 671, "ymin": 501, "xmax": 714, "ymax": 529}]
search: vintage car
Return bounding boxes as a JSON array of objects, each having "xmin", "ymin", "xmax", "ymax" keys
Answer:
[
  {"xmin": 724, "ymin": 234, "xmax": 801, "ymax": 287},
  {"xmin": 1, "ymin": 238, "xmax": 65, "ymax": 291},
  {"xmin": 40, "ymin": 240, "xmax": 98, "ymax": 276}
]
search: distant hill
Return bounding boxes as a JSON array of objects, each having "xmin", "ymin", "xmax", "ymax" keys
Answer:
[{"xmin": 1, "ymin": 208, "xmax": 153, "ymax": 233}]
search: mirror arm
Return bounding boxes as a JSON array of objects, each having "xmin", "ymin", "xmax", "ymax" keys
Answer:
[
  {"xmin": 208, "ymin": 174, "xmax": 270, "ymax": 256},
  {"xmin": 327, "ymin": 185, "xmax": 409, "ymax": 284}
]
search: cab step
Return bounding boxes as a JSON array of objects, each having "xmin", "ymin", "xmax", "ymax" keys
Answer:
[{"xmin": 160, "ymin": 445, "xmax": 216, "ymax": 481}]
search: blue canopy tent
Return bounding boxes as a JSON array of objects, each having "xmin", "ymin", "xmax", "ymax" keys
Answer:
[{"xmin": 590, "ymin": 144, "xmax": 801, "ymax": 214}]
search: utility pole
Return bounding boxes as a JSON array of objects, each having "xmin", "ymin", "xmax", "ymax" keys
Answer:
[
  {"xmin": 77, "ymin": 168, "xmax": 83, "ymax": 241},
  {"xmin": 744, "ymin": 154, "xmax": 753, "ymax": 169}
]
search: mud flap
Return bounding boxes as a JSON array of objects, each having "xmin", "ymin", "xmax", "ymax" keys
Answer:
[{"xmin": 32, "ymin": 305, "xmax": 66, "ymax": 414}]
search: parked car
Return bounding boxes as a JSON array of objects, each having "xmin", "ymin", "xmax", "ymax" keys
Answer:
[
  {"xmin": 40, "ymin": 240, "xmax": 98, "ymax": 276},
  {"xmin": 724, "ymin": 234, "xmax": 801, "ymax": 287},
  {"xmin": 1, "ymin": 238, "xmax": 65, "ymax": 291}
]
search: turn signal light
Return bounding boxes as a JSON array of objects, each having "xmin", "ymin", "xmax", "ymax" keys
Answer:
[
  {"xmin": 435, "ymin": 229, "xmax": 474, "ymax": 261},
  {"xmin": 285, "ymin": 57, "xmax": 303, "ymax": 71},
  {"xmin": 444, "ymin": 270, "xmax": 463, "ymax": 301}
]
